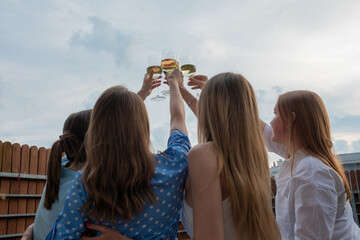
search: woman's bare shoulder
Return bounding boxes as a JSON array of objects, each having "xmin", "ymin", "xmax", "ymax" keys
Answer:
[
  {"xmin": 189, "ymin": 142, "xmax": 215, "ymax": 158},
  {"xmin": 188, "ymin": 142, "xmax": 217, "ymax": 171}
]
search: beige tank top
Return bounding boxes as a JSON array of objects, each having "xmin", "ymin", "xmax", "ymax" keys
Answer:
[{"xmin": 181, "ymin": 198, "xmax": 238, "ymax": 239}]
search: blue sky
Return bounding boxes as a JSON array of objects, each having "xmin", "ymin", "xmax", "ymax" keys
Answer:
[{"xmin": 1, "ymin": 0, "xmax": 360, "ymax": 165}]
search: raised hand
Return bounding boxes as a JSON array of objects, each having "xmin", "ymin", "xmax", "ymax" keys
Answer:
[
  {"xmin": 167, "ymin": 69, "xmax": 184, "ymax": 87},
  {"xmin": 188, "ymin": 75, "xmax": 208, "ymax": 90},
  {"xmin": 137, "ymin": 70, "xmax": 162, "ymax": 100}
]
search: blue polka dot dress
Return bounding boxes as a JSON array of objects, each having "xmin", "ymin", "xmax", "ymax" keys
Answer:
[{"xmin": 46, "ymin": 130, "xmax": 190, "ymax": 240}]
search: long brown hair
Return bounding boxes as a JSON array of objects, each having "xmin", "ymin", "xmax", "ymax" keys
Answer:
[
  {"xmin": 82, "ymin": 86, "xmax": 155, "ymax": 223},
  {"xmin": 197, "ymin": 73, "xmax": 281, "ymax": 239},
  {"xmin": 277, "ymin": 90, "xmax": 351, "ymax": 200},
  {"xmin": 44, "ymin": 109, "xmax": 92, "ymax": 209}
]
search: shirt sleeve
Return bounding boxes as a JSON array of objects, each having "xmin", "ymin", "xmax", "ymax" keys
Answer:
[
  {"xmin": 45, "ymin": 171, "xmax": 89, "ymax": 240},
  {"xmin": 263, "ymin": 124, "xmax": 287, "ymax": 158},
  {"xmin": 293, "ymin": 179, "xmax": 338, "ymax": 240},
  {"xmin": 163, "ymin": 130, "xmax": 191, "ymax": 160}
]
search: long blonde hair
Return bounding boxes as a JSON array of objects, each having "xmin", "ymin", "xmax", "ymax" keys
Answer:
[
  {"xmin": 277, "ymin": 90, "xmax": 351, "ymax": 200},
  {"xmin": 198, "ymin": 73, "xmax": 281, "ymax": 239},
  {"xmin": 82, "ymin": 86, "xmax": 155, "ymax": 223}
]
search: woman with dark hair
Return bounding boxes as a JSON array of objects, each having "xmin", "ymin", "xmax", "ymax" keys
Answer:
[
  {"xmin": 33, "ymin": 109, "xmax": 92, "ymax": 240},
  {"xmin": 46, "ymin": 69, "xmax": 190, "ymax": 240},
  {"xmin": 21, "ymin": 73, "xmax": 161, "ymax": 240}
]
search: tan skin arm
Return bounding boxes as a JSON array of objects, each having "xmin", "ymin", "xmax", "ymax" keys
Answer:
[
  {"xmin": 168, "ymin": 69, "xmax": 188, "ymax": 135},
  {"xmin": 168, "ymin": 75, "xmax": 208, "ymax": 118},
  {"xmin": 179, "ymin": 84, "xmax": 198, "ymax": 117}
]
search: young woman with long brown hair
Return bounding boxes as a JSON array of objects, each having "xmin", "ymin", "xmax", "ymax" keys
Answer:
[
  {"xmin": 261, "ymin": 90, "xmax": 360, "ymax": 239},
  {"xmin": 46, "ymin": 69, "xmax": 190, "ymax": 240},
  {"xmin": 181, "ymin": 72, "xmax": 281, "ymax": 240},
  {"xmin": 32, "ymin": 109, "xmax": 92, "ymax": 240}
]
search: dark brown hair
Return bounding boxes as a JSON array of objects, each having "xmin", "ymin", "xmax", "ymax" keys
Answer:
[
  {"xmin": 44, "ymin": 109, "xmax": 92, "ymax": 209},
  {"xmin": 82, "ymin": 86, "xmax": 155, "ymax": 223}
]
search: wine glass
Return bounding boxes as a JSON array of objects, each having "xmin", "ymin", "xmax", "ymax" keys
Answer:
[
  {"xmin": 180, "ymin": 55, "xmax": 198, "ymax": 97},
  {"xmin": 147, "ymin": 55, "xmax": 166, "ymax": 101},
  {"xmin": 161, "ymin": 49, "xmax": 179, "ymax": 96}
]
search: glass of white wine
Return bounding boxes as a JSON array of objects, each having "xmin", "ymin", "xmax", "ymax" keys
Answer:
[
  {"xmin": 180, "ymin": 55, "xmax": 198, "ymax": 97},
  {"xmin": 147, "ymin": 55, "xmax": 165, "ymax": 101},
  {"xmin": 161, "ymin": 48, "xmax": 179, "ymax": 96}
]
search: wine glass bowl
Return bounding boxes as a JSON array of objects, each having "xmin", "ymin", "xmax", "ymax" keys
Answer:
[
  {"xmin": 161, "ymin": 49, "xmax": 179, "ymax": 96},
  {"xmin": 180, "ymin": 56, "xmax": 196, "ymax": 78},
  {"xmin": 180, "ymin": 55, "xmax": 199, "ymax": 97},
  {"xmin": 148, "ymin": 55, "xmax": 166, "ymax": 101}
]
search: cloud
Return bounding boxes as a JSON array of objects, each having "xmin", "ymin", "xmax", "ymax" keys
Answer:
[
  {"xmin": 1, "ymin": 0, "xmax": 360, "ymax": 153},
  {"xmin": 331, "ymin": 115, "xmax": 360, "ymax": 133},
  {"xmin": 69, "ymin": 16, "xmax": 134, "ymax": 66},
  {"xmin": 256, "ymin": 86, "xmax": 284, "ymax": 122},
  {"xmin": 334, "ymin": 140, "xmax": 349, "ymax": 154},
  {"xmin": 351, "ymin": 140, "xmax": 360, "ymax": 153},
  {"xmin": 334, "ymin": 139, "xmax": 360, "ymax": 154}
]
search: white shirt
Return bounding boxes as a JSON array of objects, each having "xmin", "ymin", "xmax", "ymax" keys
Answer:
[{"xmin": 263, "ymin": 124, "xmax": 360, "ymax": 240}]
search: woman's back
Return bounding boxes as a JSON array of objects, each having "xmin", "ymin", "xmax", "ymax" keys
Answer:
[
  {"xmin": 184, "ymin": 72, "xmax": 280, "ymax": 240},
  {"xmin": 46, "ymin": 131, "xmax": 190, "ymax": 240},
  {"xmin": 182, "ymin": 142, "xmax": 239, "ymax": 239}
]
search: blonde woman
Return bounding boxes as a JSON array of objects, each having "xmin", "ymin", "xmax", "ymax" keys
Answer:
[
  {"xmin": 261, "ymin": 90, "xmax": 360, "ymax": 239},
  {"xmin": 181, "ymin": 73, "xmax": 281, "ymax": 240}
]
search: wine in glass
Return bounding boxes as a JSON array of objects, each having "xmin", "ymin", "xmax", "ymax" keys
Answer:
[
  {"xmin": 147, "ymin": 55, "xmax": 165, "ymax": 101},
  {"xmin": 161, "ymin": 49, "xmax": 179, "ymax": 96},
  {"xmin": 180, "ymin": 55, "xmax": 198, "ymax": 97}
]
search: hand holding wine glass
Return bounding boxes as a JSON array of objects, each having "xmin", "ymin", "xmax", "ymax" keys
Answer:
[
  {"xmin": 180, "ymin": 55, "xmax": 201, "ymax": 97},
  {"xmin": 167, "ymin": 68, "xmax": 184, "ymax": 87},
  {"xmin": 137, "ymin": 71, "xmax": 162, "ymax": 100},
  {"xmin": 180, "ymin": 55, "xmax": 196, "ymax": 78},
  {"xmin": 147, "ymin": 55, "xmax": 166, "ymax": 101},
  {"xmin": 188, "ymin": 75, "xmax": 208, "ymax": 90},
  {"xmin": 161, "ymin": 49, "xmax": 179, "ymax": 96}
]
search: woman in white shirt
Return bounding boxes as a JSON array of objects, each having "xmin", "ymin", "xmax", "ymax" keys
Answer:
[
  {"xmin": 261, "ymin": 90, "xmax": 360, "ymax": 239},
  {"xmin": 181, "ymin": 72, "xmax": 281, "ymax": 240}
]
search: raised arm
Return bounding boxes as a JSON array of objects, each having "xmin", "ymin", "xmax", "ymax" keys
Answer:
[
  {"xmin": 180, "ymin": 75, "xmax": 209, "ymax": 117},
  {"xmin": 167, "ymin": 69, "xmax": 188, "ymax": 135},
  {"xmin": 179, "ymin": 85, "xmax": 198, "ymax": 117},
  {"xmin": 137, "ymin": 71, "xmax": 161, "ymax": 101},
  {"xmin": 188, "ymin": 75, "xmax": 208, "ymax": 90}
]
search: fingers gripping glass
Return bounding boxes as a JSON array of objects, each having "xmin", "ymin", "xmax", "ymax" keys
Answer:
[{"xmin": 147, "ymin": 55, "xmax": 166, "ymax": 101}]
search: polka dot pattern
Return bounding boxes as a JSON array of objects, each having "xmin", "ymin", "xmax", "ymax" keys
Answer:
[{"xmin": 45, "ymin": 131, "xmax": 190, "ymax": 240}]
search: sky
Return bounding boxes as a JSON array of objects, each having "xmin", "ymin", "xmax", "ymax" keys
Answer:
[{"xmin": 1, "ymin": 0, "xmax": 360, "ymax": 166}]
